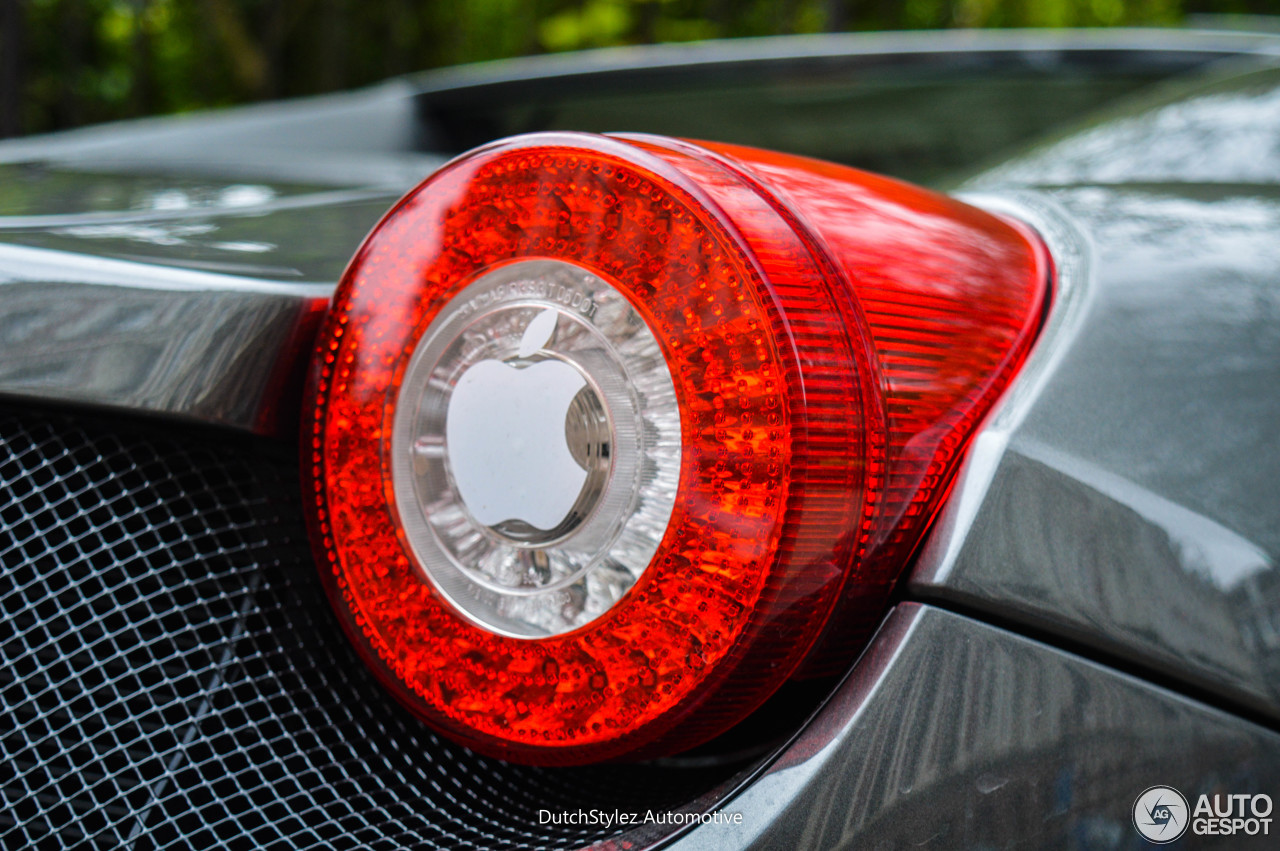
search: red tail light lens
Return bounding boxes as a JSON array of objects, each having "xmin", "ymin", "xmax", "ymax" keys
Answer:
[{"xmin": 304, "ymin": 133, "xmax": 1048, "ymax": 764}]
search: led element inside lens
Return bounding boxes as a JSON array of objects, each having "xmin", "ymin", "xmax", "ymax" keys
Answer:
[{"xmin": 389, "ymin": 259, "xmax": 679, "ymax": 637}]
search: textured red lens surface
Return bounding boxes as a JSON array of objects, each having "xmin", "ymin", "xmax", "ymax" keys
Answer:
[
  {"xmin": 305, "ymin": 132, "xmax": 1049, "ymax": 764},
  {"xmin": 307, "ymin": 134, "xmax": 879, "ymax": 764},
  {"xmin": 676, "ymin": 140, "xmax": 1051, "ymax": 667}
]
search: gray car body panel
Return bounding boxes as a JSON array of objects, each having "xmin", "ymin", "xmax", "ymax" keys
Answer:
[
  {"xmin": 669, "ymin": 604, "xmax": 1280, "ymax": 850},
  {"xmin": 0, "ymin": 28, "xmax": 1247, "ymax": 434},
  {"xmin": 912, "ymin": 62, "xmax": 1280, "ymax": 724}
]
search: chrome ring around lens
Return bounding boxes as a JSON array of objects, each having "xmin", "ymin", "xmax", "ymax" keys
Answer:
[{"xmin": 389, "ymin": 260, "xmax": 680, "ymax": 637}]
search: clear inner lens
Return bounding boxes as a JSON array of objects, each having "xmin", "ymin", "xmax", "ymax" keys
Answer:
[{"xmin": 390, "ymin": 260, "xmax": 680, "ymax": 637}]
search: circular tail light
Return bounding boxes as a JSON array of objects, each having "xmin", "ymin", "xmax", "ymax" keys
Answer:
[{"xmin": 305, "ymin": 132, "xmax": 1048, "ymax": 764}]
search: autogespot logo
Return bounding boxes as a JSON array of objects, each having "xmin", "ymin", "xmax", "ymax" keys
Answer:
[{"xmin": 1133, "ymin": 786, "xmax": 1190, "ymax": 843}]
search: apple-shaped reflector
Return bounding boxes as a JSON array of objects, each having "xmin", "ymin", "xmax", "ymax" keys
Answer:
[
  {"xmin": 390, "ymin": 259, "xmax": 679, "ymax": 637},
  {"xmin": 304, "ymin": 132, "xmax": 1048, "ymax": 764}
]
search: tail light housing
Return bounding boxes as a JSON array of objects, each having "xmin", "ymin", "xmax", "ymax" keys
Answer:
[{"xmin": 304, "ymin": 132, "xmax": 1048, "ymax": 764}]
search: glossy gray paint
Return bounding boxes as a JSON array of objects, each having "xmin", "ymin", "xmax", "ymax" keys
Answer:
[
  {"xmin": 913, "ymin": 64, "xmax": 1280, "ymax": 723},
  {"xmin": 0, "ymin": 244, "xmax": 332, "ymax": 432},
  {"xmin": 975, "ymin": 64, "xmax": 1280, "ymax": 185},
  {"xmin": 412, "ymin": 26, "xmax": 1280, "ymax": 98},
  {"xmin": 0, "ymin": 186, "xmax": 397, "ymax": 432},
  {"xmin": 0, "ymin": 80, "xmax": 444, "ymax": 188},
  {"xmin": 413, "ymin": 28, "xmax": 1253, "ymax": 183},
  {"xmin": 664, "ymin": 604, "xmax": 1280, "ymax": 850},
  {"xmin": 0, "ymin": 29, "xmax": 1248, "ymax": 434},
  {"xmin": 2, "ymin": 28, "xmax": 1274, "ymax": 187}
]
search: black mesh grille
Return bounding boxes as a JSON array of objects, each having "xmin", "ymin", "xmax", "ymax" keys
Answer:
[{"xmin": 0, "ymin": 409, "xmax": 747, "ymax": 850}]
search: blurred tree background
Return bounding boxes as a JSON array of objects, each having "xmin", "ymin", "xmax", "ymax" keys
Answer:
[{"xmin": 0, "ymin": 0, "xmax": 1278, "ymax": 138}]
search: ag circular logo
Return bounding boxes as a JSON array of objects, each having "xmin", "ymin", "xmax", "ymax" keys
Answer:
[{"xmin": 1133, "ymin": 786, "xmax": 1190, "ymax": 843}]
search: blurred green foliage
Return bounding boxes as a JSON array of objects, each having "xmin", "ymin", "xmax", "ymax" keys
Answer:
[{"xmin": 0, "ymin": 0, "xmax": 1277, "ymax": 137}]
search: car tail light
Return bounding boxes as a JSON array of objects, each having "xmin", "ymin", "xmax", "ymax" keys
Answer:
[{"xmin": 304, "ymin": 132, "xmax": 1049, "ymax": 764}]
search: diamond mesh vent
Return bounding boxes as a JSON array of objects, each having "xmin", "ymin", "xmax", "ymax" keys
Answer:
[{"xmin": 0, "ymin": 409, "xmax": 745, "ymax": 850}]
